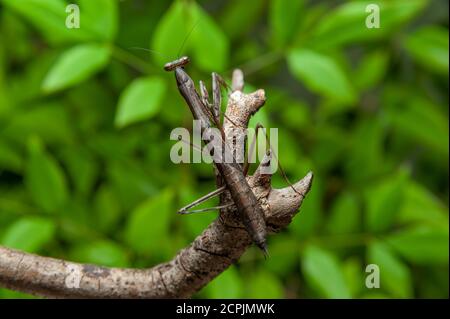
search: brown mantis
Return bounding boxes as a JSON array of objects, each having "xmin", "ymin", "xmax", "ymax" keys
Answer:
[{"xmin": 165, "ymin": 56, "xmax": 299, "ymax": 257}]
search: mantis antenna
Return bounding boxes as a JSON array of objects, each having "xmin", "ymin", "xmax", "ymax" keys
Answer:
[
  {"xmin": 128, "ymin": 47, "xmax": 171, "ymax": 59},
  {"xmin": 129, "ymin": 18, "xmax": 200, "ymax": 66},
  {"xmin": 176, "ymin": 19, "xmax": 201, "ymax": 58}
]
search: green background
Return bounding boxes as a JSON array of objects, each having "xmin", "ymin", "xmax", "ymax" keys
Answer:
[{"xmin": 0, "ymin": 0, "xmax": 448, "ymax": 298}]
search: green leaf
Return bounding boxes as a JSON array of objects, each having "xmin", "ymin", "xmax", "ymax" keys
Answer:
[
  {"xmin": 342, "ymin": 258, "xmax": 364, "ymax": 297},
  {"xmin": 42, "ymin": 44, "xmax": 111, "ymax": 93},
  {"xmin": 106, "ymin": 159, "xmax": 158, "ymax": 211},
  {"xmin": 26, "ymin": 138, "xmax": 68, "ymax": 213},
  {"xmin": 1, "ymin": 0, "xmax": 80, "ymax": 44},
  {"xmin": 94, "ymin": 185, "xmax": 122, "ymax": 233},
  {"xmin": 219, "ymin": 0, "xmax": 266, "ymax": 41},
  {"xmin": 269, "ymin": 0, "xmax": 304, "ymax": 47},
  {"xmin": 8, "ymin": 50, "xmax": 58, "ymax": 104},
  {"xmin": 345, "ymin": 117, "xmax": 387, "ymax": 184},
  {"xmin": 291, "ymin": 174, "xmax": 323, "ymax": 237},
  {"xmin": 151, "ymin": 1, "xmax": 228, "ymax": 71},
  {"xmin": 77, "ymin": 0, "xmax": 118, "ymax": 41},
  {"xmin": 61, "ymin": 147, "xmax": 98, "ymax": 196},
  {"xmin": 416, "ymin": 267, "xmax": 449, "ymax": 298},
  {"xmin": 247, "ymin": 269, "xmax": 284, "ymax": 298},
  {"xmin": 326, "ymin": 191, "xmax": 360, "ymax": 235},
  {"xmin": 1, "ymin": 217, "xmax": 55, "ymax": 253},
  {"xmin": 124, "ymin": 189, "xmax": 173, "ymax": 255},
  {"xmin": 69, "ymin": 240, "xmax": 129, "ymax": 267},
  {"xmin": 115, "ymin": 76, "xmax": 167, "ymax": 128},
  {"xmin": 0, "ymin": 288, "xmax": 36, "ymax": 299},
  {"xmin": 265, "ymin": 235, "xmax": 299, "ymax": 276},
  {"xmin": 0, "ymin": 139, "xmax": 23, "ymax": 173},
  {"xmin": 405, "ymin": 25, "xmax": 449, "ymax": 75},
  {"xmin": 151, "ymin": 1, "xmax": 190, "ymax": 67},
  {"xmin": 386, "ymin": 92, "xmax": 449, "ymax": 158},
  {"xmin": 365, "ymin": 168, "xmax": 409, "ymax": 232},
  {"xmin": 287, "ymin": 49, "xmax": 356, "ymax": 103},
  {"xmin": 397, "ymin": 181, "xmax": 448, "ymax": 226},
  {"xmin": 0, "ymin": 0, "xmax": 117, "ymax": 44},
  {"xmin": 301, "ymin": 245, "xmax": 351, "ymax": 298},
  {"xmin": 0, "ymin": 10, "xmax": 32, "ymax": 65},
  {"xmin": 311, "ymin": 126, "xmax": 347, "ymax": 170},
  {"xmin": 189, "ymin": 2, "xmax": 229, "ymax": 72},
  {"xmin": 354, "ymin": 50, "xmax": 390, "ymax": 91},
  {"xmin": 308, "ymin": 0, "xmax": 427, "ymax": 48},
  {"xmin": 203, "ymin": 267, "xmax": 244, "ymax": 298},
  {"xmin": 367, "ymin": 241, "xmax": 412, "ymax": 298},
  {"xmin": 278, "ymin": 98, "xmax": 311, "ymax": 132},
  {"xmin": 2, "ymin": 102, "xmax": 75, "ymax": 146},
  {"xmin": 385, "ymin": 226, "xmax": 449, "ymax": 265}
]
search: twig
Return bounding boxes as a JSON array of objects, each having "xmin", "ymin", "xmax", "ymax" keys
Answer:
[{"xmin": 0, "ymin": 69, "xmax": 312, "ymax": 298}]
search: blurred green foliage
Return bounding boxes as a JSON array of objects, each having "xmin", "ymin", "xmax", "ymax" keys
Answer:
[{"xmin": 0, "ymin": 0, "xmax": 448, "ymax": 299}]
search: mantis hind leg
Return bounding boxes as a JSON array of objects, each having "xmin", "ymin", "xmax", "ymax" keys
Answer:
[
  {"xmin": 244, "ymin": 123, "xmax": 301, "ymax": 195},
  {"xmin": 177, "ymin": 186, "xmax": 228, "ymax": 214},
  {"xmin": 211, "ymin": 72, "xmax": 231, "ymax": 124}
]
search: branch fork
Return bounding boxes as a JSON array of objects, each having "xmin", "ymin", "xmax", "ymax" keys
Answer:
[{"xmin": 0, "ymin": 69, "xmax": 313, "ymax": 298}]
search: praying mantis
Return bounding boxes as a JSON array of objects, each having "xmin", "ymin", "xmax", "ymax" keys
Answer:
[{"xmin": 165, "ymin": 56, "xmax": 299, "ymax": 257}]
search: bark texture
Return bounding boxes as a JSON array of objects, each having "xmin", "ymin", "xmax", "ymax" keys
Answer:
[{"xmin": 0, "ymin": 69, "xmax": 312, "ymax": 298}]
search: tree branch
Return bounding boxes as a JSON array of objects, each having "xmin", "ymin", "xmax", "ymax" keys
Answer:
[{"xmin": 0, "ymin": 69, "xmax": 313, "ymax": 298}]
